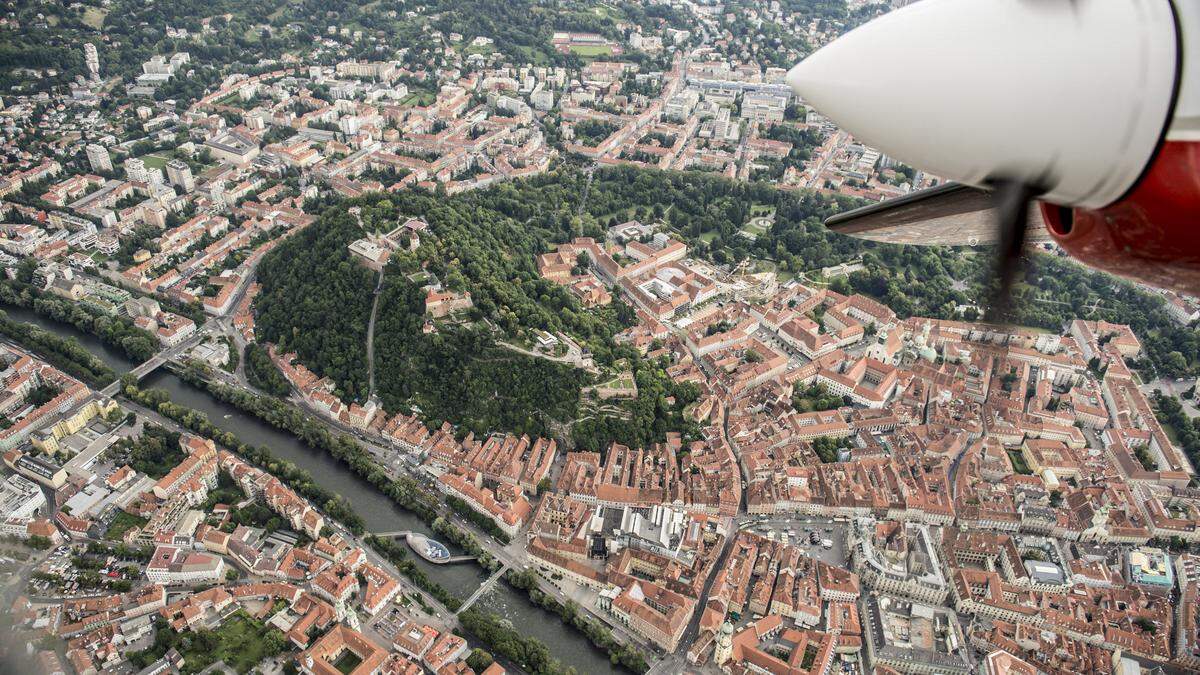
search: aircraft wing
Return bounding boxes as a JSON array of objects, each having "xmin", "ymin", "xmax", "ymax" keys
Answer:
[{"xmin": 824, "ymin": 182, "xmax": 1050, "ymax": 246}]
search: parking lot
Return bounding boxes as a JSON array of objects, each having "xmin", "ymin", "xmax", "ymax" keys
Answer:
[
  {"xmin": 737, "ymin": 515, "xmax": 851, "ymax": 567},
  {"xmin": 25, "ymin": 544, "xmax": 143, "ymax": 599}
]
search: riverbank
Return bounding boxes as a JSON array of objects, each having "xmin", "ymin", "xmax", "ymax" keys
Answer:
[
  {"xmin": 169, "ymin": 361, "xmax": 505, "ymax": 565},
  {"xmin": 506, "ymin": 568, "xmax": 651, "ymax": 673},
  {"xmin": 120, "ymin": 377, "xmax": 367, "ymax": 530},
  {"xmin": 4, "ymin": 304, "xmax": 633, "ymax": 674},
  {"xmin": 165, "ymin": 362, "xmax": 651, "ymax": 673},
  {"xmin": 141, "ymin": 366, "xmax": 646, "ymax": 673},
  {"xmin": 0, "ymin": 277, "xmax": 158, "ymax": 364},
  {"xmin": 365, "ymin": 534, "xmax": 462, "ymax": 611},
  {"xmin": 119, "ymin": 375, "xmax": 488, "ymax": 609},
  {"xmin": 0, "ymin": 309, "xmax": 116, "ymax": 386}
]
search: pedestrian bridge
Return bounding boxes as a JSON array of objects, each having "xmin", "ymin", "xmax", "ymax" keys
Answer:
[
  {"xmin": 373, "ymin": 531, "xmax": 476, "ymax": 564},
  {"xmin": 456, "ymin": 562, "xmax": 511, "ymax": 615}
]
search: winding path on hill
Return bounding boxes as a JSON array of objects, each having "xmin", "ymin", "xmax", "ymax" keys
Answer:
[{"xmin": 366, "ymin": 268, "xmax": 384, "ymax": 399}]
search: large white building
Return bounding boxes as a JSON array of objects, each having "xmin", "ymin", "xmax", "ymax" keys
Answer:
[
  {"xmin": 83, "ymin": 43, "xmax": 100, "ymax": 81},
  {"xmin": 0, "ymin": 474, "xmax": 47, "ymax": 521},
  {"xmin": 740, "ymin": 91, "xmax": 788, "ymax": 122},
  {"xmin": 145, "ymin": 545, "xmax": 225, "ymax": 585},
  {"xmin": 165, "ymin": 159, "xmax": 194, "ymax": 192},
  {"xmin": 531, "ymin": 88, "xmax": 554, "ymax": 111},
  {"xmin": 204, "ymin": 131, "xmax": 260, "ymax": 165},
  {"xmin": 85, "ymin": 144, "xmax": 112, "ymax": 174},
  {"xmin": 124, "ymin": 157, "xmax": 149, "ymax": 184}
]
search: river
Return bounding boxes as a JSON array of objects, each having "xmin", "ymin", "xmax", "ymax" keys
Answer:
[{"xmin": 2, "ymin": 304, "xmax": 625, "ymax": 675}]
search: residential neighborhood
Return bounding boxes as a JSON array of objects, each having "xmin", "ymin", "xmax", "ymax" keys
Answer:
[{"xmin": 0, "ymin": 0, "xmax": 1198, "ymax": 674}]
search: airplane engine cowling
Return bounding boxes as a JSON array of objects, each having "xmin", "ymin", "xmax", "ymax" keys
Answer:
[{"xmin": 1041, "ymin": 141, "xmax": 1200, "ymax": 295}]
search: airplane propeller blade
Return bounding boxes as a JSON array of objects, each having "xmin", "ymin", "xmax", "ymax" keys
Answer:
[{"xmin": 984, "ymin": 180, "xmax": 1040, "ymax": 323}]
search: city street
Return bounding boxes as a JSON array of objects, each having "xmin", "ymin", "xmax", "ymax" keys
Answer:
[{"xmin": 736, "ymin": 515, "xmax": 851, "ymax": 568}]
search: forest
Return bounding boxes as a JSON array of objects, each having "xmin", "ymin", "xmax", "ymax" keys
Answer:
[
  {"xmin": 0, "ymin": 0, "xmax": 294, "ymax": 92},
  {"xmin": 254, "ymin": 206, "xmax": 376, "ymax": 401},
  {"xmin": 244, "ymin": 343, "xmax": 292, "ymax": 397},
  {"xmin": 839, "ymin": 245, "xmax": 1200, "ymax": 378},
  {"xmin": 259, "ymin": 178, "xmax": 641, "ymax": 438},
  {"xmin": 109, "ymin": 424, "xmax": 184, "ymax": 479},
  {"xmin": 0, "ymin": 0, "xmax": 690, "ymax": 97},
  {"xmin": 371, "ymin": 287, "xmax": 592, "ymax": 438},
  {"xmin": 427, "ymin": 0, "xmax": 692, "ymax": 67},
  {"xmin": 253, "ymin": 197, "xmax": 597, "ymax": 436},
  {"xmin": 258, "ymin": 167, "xmax": 846, "ymax": 443}
]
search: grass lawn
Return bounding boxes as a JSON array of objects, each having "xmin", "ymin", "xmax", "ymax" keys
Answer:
[
  {"xmin": 1006, "ymin": 449, "xmax": 1033, "ymax": 475},
  {"xmin": 82, "ymin": 7, "xmax": 107, "ymax": 29},
  {"xmin": 516, "ymin": 45, "xmax": 552, "ymax": 66},
  {"xmin": 1017, "ymin": 323, "xmax": 1055, "ymax": 334},
  {"xmin": 740, "ymin": 219, "xmax": 772, "ymax": 236},
  {"xmin": 698, "ymin": 231, "xmax": 719, "ymax": 244},
  {"xmin": 400, "ymin": 91, "xmax": 437, "ymax": 107},
  {"xmin": 599, "ymin": 373, "xmax": 635, "ymax": 389},
  {"xmin": 750, "ymin": 203, "xmax": 776, "ymax": 217},
  {"xmin": 754, "ymin": 260, "xmax": 791, "ymax": 279},
  {"xmin": 1162, "ymin": 420, "xmax": 1183, "ymax": 446},
  {"xmin": 188, "ymin": 613, "xmax": 285, "ymax": 673},
  {"xmin": 591, "ymin": 5, "xmax": 622, "ymax": 20},
  {"xmin": 139, "ymin": 154, "xmax": 171, "ymax": 170},
  {"xmin": 104, "ymin": 511, "xmax": 147, "ymax": 541},
  {"xmin": 570, "ymin": 44, "xmax": 614, "ymax": 56},
  {"xmin": 131, "ymin": 611, "xmax": 285, "ymax": 674},
  {"xmin": 597, "ymin": 208, "xmax": 638, "ymax": 225},
  {"xmin": 464, "ymin": 44, "xmax": 497, "ymax": 56},
  {"xmin": 334, "ymin": 652, "xmax": 363, "ymax": 674}
]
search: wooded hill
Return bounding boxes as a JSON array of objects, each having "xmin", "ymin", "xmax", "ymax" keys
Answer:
[{"xmin": 255, "ymin": 164, "xmax": 1200, "ymax": 445}]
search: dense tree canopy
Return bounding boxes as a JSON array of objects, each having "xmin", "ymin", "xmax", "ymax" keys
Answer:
[
  {"xmin": 255, "ymin": 207, "xmax": 375, "ymax": 401},
  {"xmin": 244, "ymin": 343, "xmax": 292, "ymax": 397}
]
